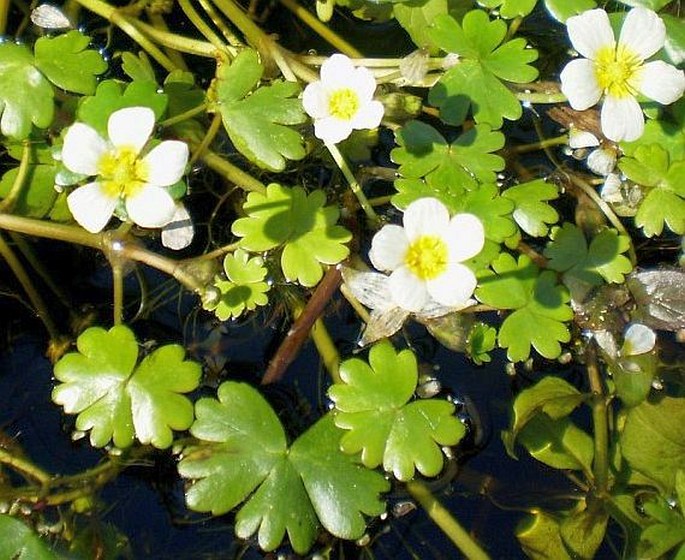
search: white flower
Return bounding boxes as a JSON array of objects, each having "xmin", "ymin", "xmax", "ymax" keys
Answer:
[
  {"xmin": 368, "ymin": 198, "xmax": 484, "ymax": 313},
  {"xmin": 302, "ymin": 54, "xmax": 384, "ymax": 144},
  {"xmin": 63, "ymin": 107, "xmax": 189, "ymax": 233},
  {"xmin": 560, "ymin": 8, "xmax": 685, "ymax": 142}
]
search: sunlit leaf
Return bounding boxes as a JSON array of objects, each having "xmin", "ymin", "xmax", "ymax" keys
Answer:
[
  {"xmin": 215, "ymin": 49, "xmax": 306, "ymax": 171},
  {"xmin": 543, "ymin": 0, "xmax": 595, "ymax": 23},
  {"xmin": 231, "ymin": 184, "xmax": 351, "ymax": 287},
  {"xmin": 329, "ymin": 341, "xmax": 465, "ymax": 480},
  {"xmin": 476, "ymin": 254, "xmax": 573, "ymax": 361},
  {"xmin": 560, "ymin": 500, "xmax": 609, "ymax": 559},
  {"xmin": 502, "ymin": 179, "xmax": 559, "ymax": 237},
  {"xmin": 52, "ymin": 325, "xmax": 200, "ymax": 448},
  {"xmin": 121, "ymin": 51, "xmax": 157, "ymax": 83},
  {"xmin": 34, "ymin": 30, "xmax": 107, "ymax": 94},
  {"xmin": 429, "ymin": 10, "xmax": 538, "ymax": 126},
  {"xmin": 516, "ymin": 510, "xmax": 571, "ymax": 560},
  {"xmin": 0, "ymin": 42, "xmax": 54, "ymax": 139},
  {"xmin": 0, "ymin": 164, "xmax": 57, "ymax": 218},
  {"xmin": 478, "ymin": 0, "xmax": 537, "ymax": 18}
]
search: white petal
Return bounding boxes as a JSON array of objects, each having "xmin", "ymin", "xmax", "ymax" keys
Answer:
[
  {"xmin": 67, "ymin": 182, "xmax": 117, "ymax": 233},
  {"xmin": 444, "ymin": 213, "xmax": 485, "ymax": 262},
  {"xmin": 320, "ymin": 54, "xmax": 356, "ymax": 89},
  {"xmin": 601, "ymin": 95, "xmax": 644, "ymax": 142},
  {"xmin": 388, "ymin": 267, "xmax": 429, "ymax": 312},
  {"xmin": 568, "ymin": 128, "xmax": 600, "ymax": 149},
  {"xmin": 143, "ymin": 140, "xmax": 189, "ymax": 186},
  {"xmin": 560, "ymin": 59, "xmax": 602, "ymax": 110},
  {"xmin": 636, "ymin": 61, "xmax": 685, "ymax": 105},
  {"xmin": 125, "ymin": 186, "xmax": 176, "ymax": 228},
  {"xmin": 314, "ymin": 116, "xmax": 353, "ymax": 144},
  {"xmin": 402, "ymin": 198, "xmax": 450, "ymax": 240},
  {"xmin": 586, "ymin": 147, "xmax": 617, "ymax": 176},
  {"xmin": 62, "ymin": 123, "xmax": 109, "ymax": 175},
  {"xmin": 108, "ymin": 107, "xmax": 155, "ymax": 152},
  {"xmin": 161, "ymin": 204, "xmax": 194, "ymax": 250},
  {"xmin": 567, "ymin": 9, "xmax": 615, "ymax": 60},
  {"xmin": 601, "ymin": 173, "xmax": 623, "ymax": 205},
  {"xmin": 622, "ymin": 323, "xmax": 656, "ymax": 356},
  {"xmin": 302, "ymin": 81, "xmax": 328, "ymax": 119},
  {"xmin": 425, "ymin": 263, "xmax": 477, "ymax": 308},
  {"xmin": 619, "ymin": 7, "xmax": 665, "ymax": 61},
  {"xmin": 350, "ymin": 100, "xmax": 384, "ymax": 131},
  {"xmin": 369, "ymin": 225, "xmax": 408, "ymax": 272},
  {"xmin": 349, "ymin": 66, "xmax": 377, "ymax": 102}
]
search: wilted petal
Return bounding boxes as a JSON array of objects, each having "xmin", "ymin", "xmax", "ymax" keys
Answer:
[
  {"xmin": 425, "ymin": 263, "xmax": 477, "ymax": 308},
  {"xmin": 369, "ymin": 225, "xmax": 408, "ymax": 272},
  {"xmin": 622, "ymin": 323, "xmax": 656, "ymax": 356},
  {"xmin": 403, "ymin": 198, "xmax": 450, "ymax": 240},
  {"xmin": 143, "ymin": 140, "xmax": 189, "ymax": 186},
  {"xmin": 161, "ymin": 204, "xmax": 194, "ymax": 250},
  {"xmin": 567, "ymin": 9, "xmax": 615, "ymax": 60},
  {"xmin": 62, "ymin": 123, "xmax": 108, "ymax": 175},
  {"xmin": 108, "ymin": 107, "xmax": 155, "ymax": 152},
  {"xmin": 560, "ymin": 59, "xmax": 602, "ymax": 110},
  {"xmin": 636, "ymin": 61, "xmax": 685, "ymax": 105},
  {"xmin": 619, "ymin": 7, "xmax": 665, "ymax": 61},
  {"xmin": 568, "ymin": 128, "xmax": 600, "ymax": 149},
  {"xmin": 360, "ymin": 307, "xmax": 409, "ymax": 346},
  {"xmin": 341, "ymin": 267, "xmax": 394, "ymax": 311},
  {"xmin": 388, "ymin": 266, "xmax": 429, "ymax": 312},
  {"xmin": 125, "ymin": 186, "xmax": 176, "ymax": 228},
  {"xmin": 444, "ymin": 213, "xmax": 485, "ymax": 262},
  {"xmin": 601, "ymin": 95, "xmax": 644, "ymax": 142},
  {"xmin": 586, "ymin": 147, "xmax": 617, "ymax": 176},
  {"xmin": 67, "ymin": 182, "xmax": 117, "ymax": 233}
]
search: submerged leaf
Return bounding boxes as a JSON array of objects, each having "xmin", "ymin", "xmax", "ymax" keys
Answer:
[{"xmin": 0, "ymin": 515, "xmax": 65, "ymax": 559}]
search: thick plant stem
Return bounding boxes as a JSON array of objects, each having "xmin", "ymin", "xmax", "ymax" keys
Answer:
[
  {"xmin": 112, "ymin": 262, "xmax": 124, "ymax": 325},
  {"xmin": 0, "ymin": 142, "xmax": 30, "ymax": 213},
  {"xmin": 406, "ymin": 480, "xmax": 490, "ymax": 560},
  {"xmin": 585, "ymin": 341, "xmax": 610, "ymax": 497},
  {"xmin": 200, "ymin": 149, "xmax": 267, "ymax": 194},
  {"xmin": 326, "ymin": 142, "xmax": 380, "ymax": 227},
  {"xmin": 0, "ymin": 448, "xmax": 51, "ymax": 485},
  {"xmin": 0, "ymin": 233, "xmax": 61, "ymax": 341}
]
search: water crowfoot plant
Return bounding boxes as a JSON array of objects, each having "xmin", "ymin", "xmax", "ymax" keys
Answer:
[{"xmin": 1, "ymin": 0, "xmax": 685, "ymax": 558}]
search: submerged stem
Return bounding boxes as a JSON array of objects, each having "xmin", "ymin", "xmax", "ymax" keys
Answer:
[{"xmin": 585, "ymin": 341, "xmax": 610, "ymax": 497}]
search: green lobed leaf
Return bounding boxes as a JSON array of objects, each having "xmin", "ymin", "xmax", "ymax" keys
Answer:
[
  {"xmin": 329, "ymin": 341, "xmax": 464, "ymax": 480},
  {"xmin": 544, "ymin": 223, "xmax": 633, "ymax": 287},
  {"xmin": 516, "ymin": 510, "xmax": 571, "ymax": 560},
  {"xmin": 618, "ymin": 144, "xmax": 685, "ymax": 236},
  {"xmin": 0, "ymin": 42, "xmax": 54, "ymax": 139},
  {"xmin": 0, "ymin": 164, "xmax": 57, "ymax": 218},
  {"xmin": 33, "ymin": 31, "xmax": 107, "ymax": 94},
  {"xmin": 52, "ymin": 325, "xmax": 200, "ymax": 449},
  {"xmin": 617, "ymin": 0, "xmax": 673, "ymax": 9},
  {"xmin": 543, "ymin": 0, "xmax": 595, "ymax": 23},
  {"xmin": 77, "ymin": 80, "xmax": 168, "ymax": 137},
  {"xmin": 560, "ymin": 501, "xmax": 609, "ymax": 559},
  {"xmin": 0, "ymin": 514, "xmax": 66, "ymax": 559},
  {"xmin": 466, "ymin": 322, "xmax": 497, "ymax": 365},
  {"xmin": 215, "ymin": 49, "xmax": 306, "ymax": 172},
  {"xmin": 429, "ymin": 10, "xmax": 538, "ymax": 126},
  {"xmin": 393, "ymin": 0, "xmax": 450, "ymax": 52},
  {"xmin": 476, "ymin": 254, "xmax": 573, "ymax": 361},
  {"xmin": 121, "ymin": 51, "xmax": 157, "ymax": 83},
  {"xmin": 638, "ymin": 495, "xmax": 685, "ymax": 559},
  {"xmin": 231, "ymin": 184, "xmax": 352, "ymax": 287},
  {"xmin": 502, "ymin": 179, "xmax": 559, "ymax": 237},
  {"xmin": 391, "ymin": 120, "xmax": 505, "ymax": 196},
  {"xmin": 620, "ymin": 396, "xmax": 685, "ymax": 494},
  {"xmin": 478, "ymin": 0, "xmax": 537, "ymax": 18}
]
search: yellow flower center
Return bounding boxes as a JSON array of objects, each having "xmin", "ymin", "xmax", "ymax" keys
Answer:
[
  {"xmin": 97, "ymin": 146, "xmax": 149, "ymax": 199},
  {"xmin": 328, "ymin": 88, "xmax": 360, "ymax": 120},
  {"xmin": 404, "ymin": 235, "xmax": 448, "ymax": 280},
  {"xmin": 594, "ymin": 44, "xmax": 643, "ymax": 99}
]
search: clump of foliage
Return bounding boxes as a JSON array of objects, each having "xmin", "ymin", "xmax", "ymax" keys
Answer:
[{"xmin": 0, "ymin": 0, "xmax": 684, "ymax": 558}]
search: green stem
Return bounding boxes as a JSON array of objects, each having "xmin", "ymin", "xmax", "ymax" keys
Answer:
[
  {"xmin": 0, "ymin": 142, "xmax": 31, "ymax": 213},
  {"xmin": 585, "ymin": 342, "xmax": 610, "ymax": 497},
  {"xmin": 210, "ymin": 0, "xmax": 274, "ymax": 57},
  {"xmin": 325, "ymin": 142, "xmax": 379, "ymax": 227},
  {"xmin": 144, "ymin": 12, "xmax": 190, "ymax": 70},
  {"xmin": 189, "ymin": 112, "xmax": 223, "ymax": 168},
  {"xmin": 131, "ymin": 19, "xmax": 221, "ymax": 58},
  {"xmin": 0, "ymin": 213, "xmax": 102, "ymax": 249},
  {"xmin": 406, "ymin": 480, "xmax": 490, "ymax": 560},
  {"xmin": 198, "ymin": 0, "xmax": 244, "ymax": 47},
  {"xmin": 312, "ymin": 318, "xmax": 340, "ymax": 383},
  {"xmin": 200, "ymin": 149, "xmax": 267, "ymax": 194},
  {"xmin": 0, "ymin": 448, "xmax": 51, "ymax": 485},
  {"xmin": 515, "ymin": 91, "xmax": 567, "ymax": 104},
  {"xmin": 112, "ymin": 262, "xmax": 124, "ymax": 325},
  {"xmin": 510, "ymin": 134, "xmax": 568, "ymax": 154},
  {"xmin": 0, "ymin": 233, "xmax": 61, "ymax": 341},
  {"xmin": 159, "ymin": 103, "xmax": 208, "ymax": 128},
  {"xmin": 277, "ymin": 0, "xmax": 363, "ymax": 58},
  {"xmin": 178, "ymin": 0, "xmax": 227, "ymax": 52}
]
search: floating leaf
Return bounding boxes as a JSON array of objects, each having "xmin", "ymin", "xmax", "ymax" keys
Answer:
[
  {"xmin": 52, "ymin": 325, "xmax": 201, "ymax": 448},
  {"xmin": 34, "ymin": 30, "xmax": 107, "ymax": 94},
  {"xmin": 466, "ymin": 322, "xmax": 497, "ymax": 365},
  {"xmin": 478, "ymin": 0, "xmax": 537, "ymax": 18},
  {"xmin": 429, "ymin": 10, "xmax": 538, "ymax": 126},
  {"xmin": 544, "ymin": 0, "xmax": 596, "ymax": 23},
  {"xmin": 516, "ymin": 510, "xmax": 571, "ymax": 560},
  {"xmin": 329, "ymin": 341, "xmax": 464, "ymax": 481},
  {"xmin": 0, "ymin": 164, "xmax": 57, "ymax": 218},
  {"xmin": 621, "ymin": 396, "xmax": 685, "ymax": 493},
  {"xmin": 0, "ymin": 514, "xmax": 65, "ymax": 559},
  {"xmin": 618, "ymin": 144, "xmax": 685, "ymax": 236},
  {"xmin": 0, "ymin": 42, "xmax": 54, "ymax": 139},
  {"xmin": 503, "ymin": 179, "xmax": 559, "ymax": 237},
  {"xmin": 121, "ymin": 51, "xmax": 157, "ymax": 83},
  {"xmin": 179, "ymin": 382, "xmax": 388, "ymax": 554},
  {"xmin": 215, "ymin": 49, "xmax": 306, "ymax": 172},
  {"xmin": 231, "ymin": 184, "xmax": 352, "ymax": 287},
  {"xmin": 545, "ymin": 223, "xmax": 633, "ymax": 287},
  {"xmin": 205, "ymin": 249, "xmax": 270, "ymax": 320},
  {"xmin": 476, "ymin": 254, "xmax": 573, "ymax": 361}
]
